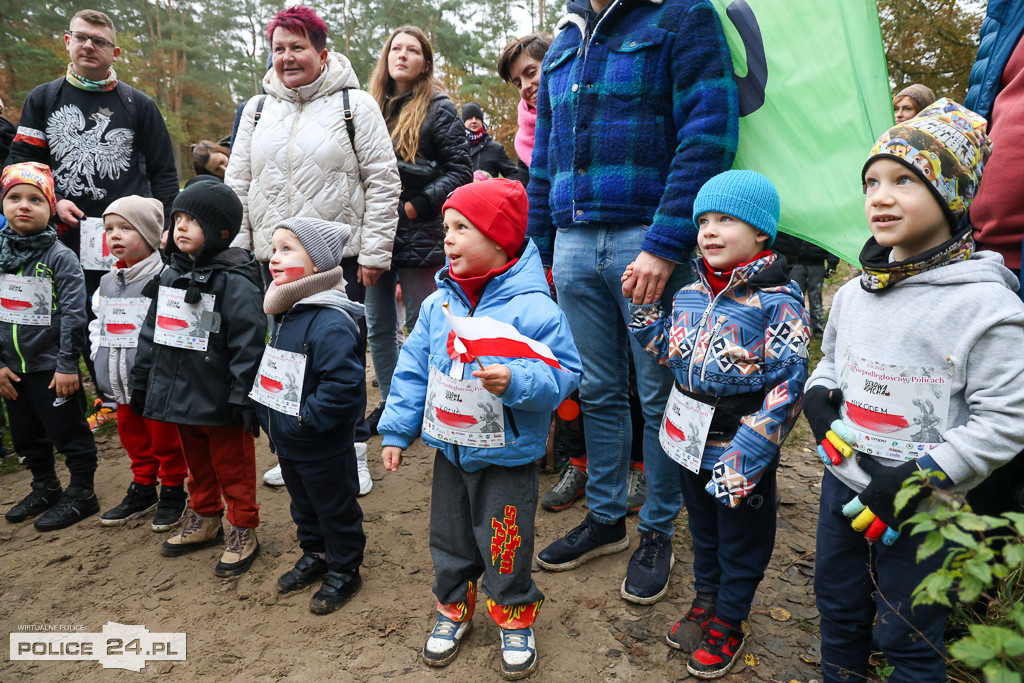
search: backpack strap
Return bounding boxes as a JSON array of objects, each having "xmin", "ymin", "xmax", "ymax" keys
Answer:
[
  {"xmin": 253, "ymin": 95, "xmax": 267, "ymax": 126},
  {"xmin": 44, "ymin": 77, "xmax": 65, "ymax": 115},
  {"xmin": 114, "ymin": 81, "xmax": 138, "ymax": 127},
  {"xmin": 342, "ymin": 88, "xmax": 359, "ymax": 164}
]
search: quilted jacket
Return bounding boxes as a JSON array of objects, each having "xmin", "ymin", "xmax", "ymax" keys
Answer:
[
  {"xmin": 226, "ymin": 53, "xmax": 401, "ymax": 266},
  {"xmin": 964, "ymin": 0, "xmax": 1024, "ymax": 121}
]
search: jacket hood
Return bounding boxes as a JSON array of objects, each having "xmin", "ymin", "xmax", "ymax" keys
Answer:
[
  {"xmin": 693, "ymin": 251, "xmax": 801, "ymax": 303},
  {"xmin": 297, "ymin": 287, "xmax": 365, "ymax": 321},
  {"xmin": 171, "ymin": 247, "xmax": 262, "ymax": 290},
  {"xmin": 876, "ymin": 249, "xmax": 1020, "ymax": 291},
  {"xmin": 437, "ymin": 238, "xmax": 550, "ymax": 305},
  {"xmin": 263, "ymin": 52, "xmax": 359, "ymax": 103},
  {"xmin": 111, "ymin": 250, "xmax": 164, "ymax": 285}
]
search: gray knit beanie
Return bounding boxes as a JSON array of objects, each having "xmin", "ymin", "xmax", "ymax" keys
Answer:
[
  {"xmin": 102, "ymin": 195, "xmax": 164, "ymax": 252},
  {"xmin": 275, "ymin": 218, "xmax": 351, "ymax": 271}
]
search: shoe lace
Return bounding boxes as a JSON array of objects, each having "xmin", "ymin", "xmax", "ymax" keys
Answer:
[
  {"xmin": 432, "ymin": 617, "xmax": 459, "ymax": 638},
  {"xmin": 225, "ymin": 527, "xmax": 249, "ymax": 553},
  {"xmin": 634, "ymin": 533, "xmax": 662, "ymax": 570},
  {"xmin": 564, "ymin": 517, "xmax": 594, "ymax": 543},
  {"xmin": 502, "ymin": 629, "xmax": 529, "ymax": 650},
  {"xmin": 181, "ymin": 510, "xmax": 203, "ymax": 535}
]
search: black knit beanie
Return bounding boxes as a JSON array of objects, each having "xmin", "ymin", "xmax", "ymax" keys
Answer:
[
  {"xmin": 461, "ymin": 102, "xmax": 485, "ymax": 123},
  {"xmin": 171, "ymin": 178, "xmax": 243, "ymax": 302}
]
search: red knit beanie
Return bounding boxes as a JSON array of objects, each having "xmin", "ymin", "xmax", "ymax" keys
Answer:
[{"xmin": 442, "ymin": 178, "xmax": 527, "ymax": 257}]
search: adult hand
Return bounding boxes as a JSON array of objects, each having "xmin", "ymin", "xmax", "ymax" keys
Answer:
[
  {"xmin": 0, "ymin": 367, "xmax": 20, "ymax": 400},
  {"xmin": 842, "ymin": 456, "xmax": 929, "ymax": 545},
  {"xmin": 49, "ymin": 371, "xmax": 79, "ymax": 398},
  {"xmin": 403, "ymin": 201, "xmax": 418, "ymax": 220},
  {"xmin": 472, "ymin": 364, "xmax": 512, "ymax": 396},
  {"xmin": 802, "ymin": 386, "xmax": 855, "ymax": 466},
  {"xmin": 358, "ymin": 265, "xmax": 385, "ymax": 287},
  {"xmin": 56, "ymin": 199, "xmax": 85, "ymax": 228},
  {"xmin": 621, "ymin": 251, "xmax": 676, "ymax": 304},
  {"xmin": 382, "ymin": 446, "xmax": 404, "ymax": 471}
]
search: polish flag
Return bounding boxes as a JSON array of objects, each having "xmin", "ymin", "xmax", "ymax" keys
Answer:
[{"xmin": 443, "ymin": 304, "xmax": 563, "ymax": 370}]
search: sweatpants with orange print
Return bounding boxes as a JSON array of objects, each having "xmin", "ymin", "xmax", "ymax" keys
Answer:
[{"xmin": 429, "ymin": 451, "xmax": 543, "ymax": 629}]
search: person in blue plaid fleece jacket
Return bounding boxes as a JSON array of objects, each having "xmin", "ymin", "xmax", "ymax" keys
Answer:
[{"xmin": 530, "ymin": 0, "xmax": 739, "ymax": 608}]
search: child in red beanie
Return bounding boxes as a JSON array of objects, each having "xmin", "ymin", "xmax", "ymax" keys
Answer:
[{"xmin": 378, "ymin": 179, "xmax": 582, "ymax": 680}]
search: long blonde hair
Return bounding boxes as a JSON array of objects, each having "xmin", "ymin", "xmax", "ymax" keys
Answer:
[{"xmin": 368, "ymin": 26, "xmax": 442, "ymax": 163}]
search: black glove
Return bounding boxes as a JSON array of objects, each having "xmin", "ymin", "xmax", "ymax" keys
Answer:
[
  {"xmin": 802, "ymin": 386, "xmax": 853, "ymax": 465},
  {"xmin": 843, "ymin": 456, "xmax": 930, "ymax": 544},
  {"xmin": 129, "ymin": 389, "xmax": 146, "ymax": 416},
  {"xmin": 232, "ymin": 404, "xmax": 260, "ymax": 437}
]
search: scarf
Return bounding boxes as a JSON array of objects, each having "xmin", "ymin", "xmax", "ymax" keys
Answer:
[
  {"xmin": 264, "ymin": 267, "xmax": 345, "ymax": 315},
  {"xmin": 448, "ymin": 257, "xmax": 518, "ymax": 306},
  {"xmin": 466, "ymin": 127, "xmax": 487, "ymax": 146},
  {"xmin": 859, "ymin": 228, "xmax": 974, "ymax": 292},
  {"xmin": 701, "ymin": 251, "xmax": 774, "ymax": 297},
  {"xmin": 0, "ymin": 225, "xmax": 57, "ymax": 272},
  {"xmin": 66, "ymin": 64, "xmax": 118, "ymax": 92},
  {"xmin": 515, "ymin": 99, "xmax": 536, "ymax": 167}
]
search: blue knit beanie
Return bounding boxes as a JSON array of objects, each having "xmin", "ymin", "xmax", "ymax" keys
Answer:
[{"xmin": 692, "ymin": 170, "xmax": 780, "ymax": 246}]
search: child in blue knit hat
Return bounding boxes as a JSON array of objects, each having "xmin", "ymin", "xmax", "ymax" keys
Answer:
[{"xmin": 624, "ymin": 169, "xmax": 809, "ymax": 678}]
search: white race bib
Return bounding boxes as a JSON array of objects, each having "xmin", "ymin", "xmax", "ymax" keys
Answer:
[
  {"xmin": 422, "ymin": 366, "xmax": 505, "ymax": 448},
  {"xmin": 98, "ymin": 297, "xmax": 148, "ymax": 348},
  {"xmin": 0, "ymin": 274, "xmax": 52, "ymax": 326},
  {"xmin": 249, "ymin": 345, "xmax": 306, "ymax": 417},
  {"xmin": 660, "ymin": 384, "xmax": 715, "ymax": 473},
  {"xmin": 80, "ymin": 217, "xmax": 117, "ymax": 271},
  {"xmin": 153, "ymin": 286, "xmax": 216, "ymax": 351},
  {"xmin": 839, "ymin": 350, "xmax": 951, "ymax": 461}
]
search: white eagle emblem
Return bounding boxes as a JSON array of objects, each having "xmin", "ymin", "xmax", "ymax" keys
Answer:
[{"xmin": 46, "ymin": 104, "xmax": 133, "ymax": 201}]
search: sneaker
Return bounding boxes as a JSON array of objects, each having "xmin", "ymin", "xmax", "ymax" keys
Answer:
[
  {"xmin": 355, "ymin": 443, "xmax": 372, "ymax": 496},
  {"xmin": 5, "ymin": 478, "xmax": 61, "ymax": 523},
  {"xmin": 215, "ymin": 526, "xmax": 259, "ymax": 577},
  {"xmin": 87, "ymin": 398, "xmax": 117, "ymax": 432},
  {"xmin": 100, "ymin": 482, "xmax": 158, "ymax": 526},
  {"xmin": 500, "ymin": 627, "xmax": 538, "ymax": 680},
  {"xmin": 621, "ymin": 528, "xmax": 675, "ymax": 604},
  {"xmin": 309, "ymin": 569, "xmax": 361, "ymax": 614},
  {"xmin": 34, "ymin": 486, "xmax": 100, "ymax": 531},
  {"xmin": 278, "ymin": 553, "xmax": 328, "ymax": 594},
  {"xmin": 263, "ymin": 463, "xmax": 285, "ymax": 487},
  {"xmin": 152, "ymin": 485, "xmax": 188, "ymax": 532},
  {"xmin": 626, "ymin": 463, "xmax": 647, "ymax": 515},
  {"xmin": 541, "ymin": 459, "xmax": 587, "ymax": 512},
  {"xmin": 422, "ymin": 613, "xmax": 472, "ymax": 667},
  {"xmin": 687, "ymin": 617, "xmax": 746, "ymax": 679},
  {"xmin": 666, "ymin": 594, "xmax": 717, "ymax": 653},
  {"xmin": 367, "ymin": 402, "xmax": 386, "ymax": 436},
  {"xmin": 536, "ymin": 513, "xmax": 628, "ymax": 572},
  {"xmin": 161, "ymin": 509, "xmax": 224, "ymax": 557}
]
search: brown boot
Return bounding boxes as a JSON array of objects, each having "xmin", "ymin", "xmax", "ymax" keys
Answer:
[
  {"xmin": 161, "ymin": 509, "xmax": 224, "ymax": 557},
  {"xmin": 215, "ymin": 526, "xmax": 259, "ymax": 577}
]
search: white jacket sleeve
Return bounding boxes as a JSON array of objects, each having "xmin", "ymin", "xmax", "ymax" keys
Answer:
[
  {"xmin": 226, "ymin": 96, "xmax": 260, "ymax": 251},
  {"xmin": 88, "ymin": 290, "xmax": 102, "ymax": 362},
  {"xmin": 351, "ymin": 92, "xmax": 400, "ymax": 270}
]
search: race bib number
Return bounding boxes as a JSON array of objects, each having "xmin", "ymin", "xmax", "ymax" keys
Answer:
[
  {"xmin": 659, "ymin": 384, "xmax": 714, "ymax": 473},
  {"xmin": 98, "ymin": 297, "xmax": 148, "ymax": 348},
  {"xmin": 422, "ymin": 367, "xmax": 505, "ymax": 448},
  {"xmin": 249, "ymin": 346, "xmax": 306, "ymax": 417},
  {"xmin": 153, "ymin": 286, "xmax": 216, "ymax": 352},
  {"xmin": 839, "ymin": 350, "xmax": 951, "ymax": 461},
  {"xmin": 80, "ymin": 217, "xmax": 117, "ymax": 271},
  {"xmin": 0, "ymin": 274, "xmax": 52, "ymax": 326}
]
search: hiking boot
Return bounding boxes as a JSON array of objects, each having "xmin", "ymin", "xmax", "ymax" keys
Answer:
[
  {"xmin": 152, "ymin": 485, "xmax": 188, "ymax": 532},
  {"xmin": 541, "ymin": 459, "xmax": 587, "ymax": 512},
  {"xmin": 309, "ymin": 569, "xmax": 361, "ymax": 614},
  {"xmin": 500, "ymin": 627, "xmax": 538, "ymax": 680},
  {"xmin": 34, "ymin": 487, "xmax": 100, "ymax": 531},
  {"xmin": 263, "ymin": 463, "xmax": 285, "ymax": 487},
  {"xmin": 215, "ymin": 526, "xmax": 259, "ymax": 577},
  {"xmin": 687, "ymin": 617, "xmax": 746, "ymax": 679},
  {"xmin": 161, "ymin": 509, "xmax": 224, "ymax": 557},
  {"xmin": 621, "ymin": 528, "xmax": 675, "ymax": 604},
  {"xmin": 536, "ymin": 513, "xmax": 628, "ymax": 571},
  {"xmin": 100, "ymin": 482, "xmax": 158, "ymax": 526},
  {"xmin": 367, "ymin": 402, "xmax": 386, "ymax": 436},
  {"xmin": 626, "ymin": 462, "xmax": 647, "ymax": 515},
  {"xmin": 666, "ymin": 594, "xmax": 717, "ymax": 653},
  {"xmin": 278, "ymin": 553, "xmax": 329, "ymax": 593},
  {"xmin": 355, "ymin": 442, "xmax": 373, "ymax": 496},
  {"xmin": 5, "ymin": 478, "xmax": 62, "ymax": 523},
  {"xmin": 87, "ymin": 398, "xmax": 117, "ymax": 432},
  {"xmin": 422, "ymin": 613, "xmax": 472, "ymax": 667}
]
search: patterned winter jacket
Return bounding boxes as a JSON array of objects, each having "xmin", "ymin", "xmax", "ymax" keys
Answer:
[{"xmin": 629, "ymin": 253, "xmax": 809, "ymax": 504}]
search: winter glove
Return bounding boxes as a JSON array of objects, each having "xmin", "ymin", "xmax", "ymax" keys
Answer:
[
  {"xmin": 842, "ymin": 455, "xmax": 931, "ymax": 545},
  {"xmin": 705, "ymin": 458, "xmax": 760, "ymax": 509},
  {"xmin": 802, "ymin": 386, "xmax": 856, "ymax": 466},
  {"xmin": 128, "ymin": 389, "xmax": 146, "ymax": 417},
  {"xmin": 232, "ymin": 404, "xmax": 260, "ymax": 437}
]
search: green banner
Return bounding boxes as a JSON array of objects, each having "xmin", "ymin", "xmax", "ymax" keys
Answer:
[{"xmin": 711, "ymin": 0, "xmax": 894, "ymax": 264}]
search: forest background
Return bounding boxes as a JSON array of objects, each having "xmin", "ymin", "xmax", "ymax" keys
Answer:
[{"xmin": 0, "ymin": 0, "xmax": 988, "ymax": 181}]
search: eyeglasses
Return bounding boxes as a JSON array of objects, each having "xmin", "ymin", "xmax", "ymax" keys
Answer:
[{"xmin": 65, "ymin": 30, "xmax": 115, "ymax": 51}]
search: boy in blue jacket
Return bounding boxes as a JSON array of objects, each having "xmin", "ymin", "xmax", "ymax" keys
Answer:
[
  {"xmin": 627, "ymin": 171, "xmax": 809, "ymax": 678},
  {"xmin": 253, "ymin": 217, "xmax": 366, "ymax": 615},
  {"xmin": 379, "ymin": 179, "xmax": 581, "ymax": 680}
]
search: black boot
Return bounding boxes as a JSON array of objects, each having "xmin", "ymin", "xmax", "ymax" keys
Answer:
[
  {"xmin": 278, "ymin": 553, "xmax": 328, "ymax": 594},
  {"xmin": 367, "ymin": 402, "xmax": 386, "ymax": 436},
  {"xmin": 34, "ymin": 486, "xmax": 100, "ymax": 532},
  {"xmin": 100, "ymin": 482, "xmax": 158, "ymax": 526},
  {"xmin": 152, "ymin": 485, "xmax": 188, "ymax": 532},
  {"xmin": 5, "ymin": 478, "xmax": 62, "ymax": 523},
  {"xmin": 309, "ymin": 569, "xmax": 362, "ymax": 614}
]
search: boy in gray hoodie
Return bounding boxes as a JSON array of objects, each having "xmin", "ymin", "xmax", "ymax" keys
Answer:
[{"xmin": 803, "ymin": 99, "xmax": 1024, "ymax": 683}]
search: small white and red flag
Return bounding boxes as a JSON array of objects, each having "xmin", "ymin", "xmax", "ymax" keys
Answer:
[{"xmin": 443, "ymin": 304, "xmax": 563, "ymax": 370}]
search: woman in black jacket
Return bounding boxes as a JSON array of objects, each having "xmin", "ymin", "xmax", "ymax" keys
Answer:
[{"xmin": 365, "ymin": 26, "xmax": 472, "ymax": 427}]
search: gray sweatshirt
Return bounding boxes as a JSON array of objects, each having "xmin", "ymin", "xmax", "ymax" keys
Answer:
[{"xmin": 807, "ymin": 250, "xmax": 1024, "ymax": 495}]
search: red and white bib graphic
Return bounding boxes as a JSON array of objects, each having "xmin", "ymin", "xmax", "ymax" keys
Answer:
[
  {"xmin": 80, "ymin": 218, "xmax": 117, "ymax": 271},
  {"xmin": 0, "ymin": 274, "xmax": 51, "ymax": 326},
  {"xmin": 249, "ymin": 345, "xmax": 305, "ymax": 416},
  {"xmin": 659, "ymin": 384, "xmax": 714, "ymax": 473},
  {"xmin": 153, "ymin": 286, "xmax": 215, "ymax": 352},
  {"xmin": 422, "ymin": 366, "xmax": 505, "ymax": 449},
  {"xmin": 98, "ymin": 297, "xmax": 148, "ymax": 348}
]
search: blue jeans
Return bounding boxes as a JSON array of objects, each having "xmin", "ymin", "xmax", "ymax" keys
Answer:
[
  {"xmin": 815, "ymin": 471, "xmax": 951, "ymax": 683},
  {"xmin": 552, "ymin": 223, "xmax": 690, "ymax": 529},
  {"xmin": 365, "ymin": 267, "xmax": 438, "ymax": 400}
]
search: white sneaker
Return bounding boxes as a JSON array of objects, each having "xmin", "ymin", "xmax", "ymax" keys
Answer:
[
  {"xmin": 500, "ymin": 627, "xmax": 538, "ymax": 679},
  {"xmin": 355, "ymin": 443, "xmax": 372, "ymax": 496},
  {"xmin": 263, "ymin": 463, "xmax": 285, "ymax": 487}
]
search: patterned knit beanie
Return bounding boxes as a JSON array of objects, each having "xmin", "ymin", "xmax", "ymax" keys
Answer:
[
  {"xmin": 1, "ymin": 162, "xmax": 57, "ymax": 215},
  {"xmin": 274, "ymin": 217, "xmax": 351, "ymax": 271},
  {"xmin": 692, "ymin": 170, "xmax": 780, "ymax": 246},
  {"xmin": 893, "ymin": 84, "xmax": 935, "ymax": 113}
]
